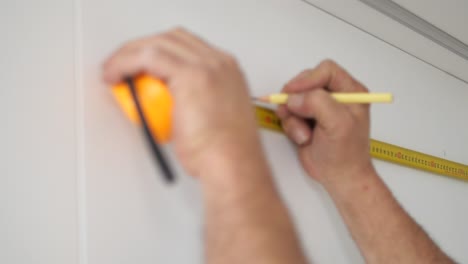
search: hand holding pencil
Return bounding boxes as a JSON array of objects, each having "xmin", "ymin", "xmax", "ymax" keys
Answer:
[{"xmin": 274, "ymin": 60, "xmax": 379, "ymax": 187}]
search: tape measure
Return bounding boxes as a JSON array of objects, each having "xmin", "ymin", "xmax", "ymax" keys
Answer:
[{"xmin": 254, "ymin": 105, "xmax": 468, "ymax": 182}]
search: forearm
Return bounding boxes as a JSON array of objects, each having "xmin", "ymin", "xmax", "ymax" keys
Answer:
[
  {"xmin": 199, "ymin": 142, "xmax": 307, "ymax": 264},
  {"xmin": 325, "ymin": 168, "xmax": 453, "ymax": 264}
]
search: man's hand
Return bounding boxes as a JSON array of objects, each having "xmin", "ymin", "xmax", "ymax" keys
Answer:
[
  {"xmin": 276, "ymin": 60, "xmax": 374, "ymax": 189},
  {"xmin": 279, "ymin": 60, "xmax": 453, "ymax": 263},
  {"xmin": 103, "ymin": 28, "xmax": 307, "ymax": 264},
  {"xmin": 103, "ymin": 28, "xmax": 259, "ymax": 177}
]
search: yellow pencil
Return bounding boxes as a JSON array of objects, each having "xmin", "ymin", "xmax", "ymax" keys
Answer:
[{"xmin": 255, "ymin": 93, "xmax": 393, "ymax": 104}]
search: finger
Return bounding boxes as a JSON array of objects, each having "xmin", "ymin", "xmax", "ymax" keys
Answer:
[
  {"xmin": 282, "ymin": 69, "xmax": 315, "ymax": 93},
  {"xmin": 102, "ymin": 37, "xmax": 150, "ymax": 82},
  {"xmin": 286, "ymin": 60, "xmax": 370, "ymax": 117},
  {"xmin": 282, "ymin": 115, "xmax": 312, "ymax": 146},
  {"xmin": 276, "ymin": 105, "xmax": 291, "ymax": 120},
  {"xmin": 286, "ymin": 89, "xmax": 348, "ymax": 131},
  {"xmin": 102, "ymin": 41, "xmax": 181, "ymax": 84},
  {"xmin": 167, "ymin": 28, "xmax": 236, "ymax": 72},
  {"xmin": 150, "ymin": 34, "xmax": 203, "ymax": 64},
  {"xmin": 104, "ymin": 28, "xmax": 213, "ymax": 84},
  {"xmin": 277, "ymin": 106, "xmax": 316, "ymax": 131},
  {"xmin": 284, "ymin": 60, "xmax": 368, "ymax": 93},
  {"xmin": 169, "ymin": 27, "xmax": 220, "ymax": 57}
]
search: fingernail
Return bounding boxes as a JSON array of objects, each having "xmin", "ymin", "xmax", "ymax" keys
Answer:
[
  {"xmin": 287, "ymin": 94, "xmax": 304, "ymax": 109},
  {"xmin": 292, "ymin": 128, "xmax": 309, "ymax": 145}
]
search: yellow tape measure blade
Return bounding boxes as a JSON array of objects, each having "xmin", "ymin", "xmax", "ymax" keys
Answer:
[{"xmin": 253, "ymin": 105, "xmax": 468, "ymax": 182}]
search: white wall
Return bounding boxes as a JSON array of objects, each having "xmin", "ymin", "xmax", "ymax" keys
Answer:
[
  {"xmin": 2, "ymin": 0, "xmax": 468, "ymax": 263},
  {"xmin": 303, "ymin": 0, "xmax": 468, "ymax": 84},
  {"xmin": 0, "ymin": 1, "xmax": 78, "ymax": 263}
]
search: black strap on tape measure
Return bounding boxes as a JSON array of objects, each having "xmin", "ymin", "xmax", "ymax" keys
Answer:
[{"xmin": 126, "ymin": 77, "xmax": 175, "ymax": 183}]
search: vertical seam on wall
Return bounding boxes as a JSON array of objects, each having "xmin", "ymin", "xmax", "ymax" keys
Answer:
[{"xmin": 74, "ymin": 0, "xmax": 88, "ymax": 263}]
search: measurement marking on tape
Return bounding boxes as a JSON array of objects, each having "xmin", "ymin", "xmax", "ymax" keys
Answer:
[
  {"xmin": 255, "ymin": 106, "xmax": 282, "ymax": 132},
  {"xmin": 254, "ymin": 106, "xmax": 468, "ymax": 181}
]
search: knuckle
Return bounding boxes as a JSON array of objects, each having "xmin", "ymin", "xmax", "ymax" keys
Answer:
[
  {"xmin": 208, "ymin": 57, "xmax": 226, "ymax": 71},
  {"xmin": 223, "ymin": 53, "xmax": 238, "ymax": 66},
  {"xmin": 120, "ymin": 39, "xmax": 142, "ymax": 54},
  {"xmin": 192, "ymin": 66, "xmax": 216, "ymax": 85},
  {"xmin": 194, "ymin": 60, "xmax": 220, "ymax": 79},
  {"xmin": 149, "ymin": 33, "xmax": 164, "ymax": 43},
  {"xmin": 173, "ymin": 26, "xmax": 187, "ymax": 33},
  {"xmin": 298, "ymin": 92, "xmax": 319, "ymax": 114},
  {"xmin": 282, "ymin": 118, "xmax": 296, "ymax": 136},
  {"xmin": 336, "ymin": 68, "xmax": 368, "ymax": 92},
  {"xmin": 171, "ymin": 26, "xmax": 189, "ymax": 36},
  {"xmin": 333, "ymin": 67, "xmax": 348, "ymax": 83},
  {"xmin": 298, "ymin": 69, "xmax": 313, "ymax": 77},
  {"xmin": 299, "ymin": 69, "xmax": 312, "ymax": 75},
  {"xmin": 119, "ymin": 42, "xmax": 132, "ymax": 52},
  {"xmin": 320, "ymin": 59, "xmax": 338, "ymax": 70},
  {"xmin": 204, "ymin": 54, "xmax": 236, "ymax": 72},
  {"xmin": 123, "ymin": 42, "xmax": 152, "ymax": 63},
  {"xmin": 307, "ymin": 90, "xmax": 327, "ymax": 108},
  {"xmin": 141, "ymin": 41, "xmax": 155, "ymax": 53},
  {"xmin": 136, "ymin": 48, "xmax": 149, "ymax": 64},
  {"xmin": 145, "ymin": 43, "xmax": 161, "ymax": 59},
  {"xmin": 360, "ymin": 83, "xmax": 369, "ymax": 92}
]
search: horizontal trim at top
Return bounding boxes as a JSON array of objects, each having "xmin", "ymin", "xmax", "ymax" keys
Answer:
[{"xmin": 359, "ymin": 0, "xmax": 468, "ymax": 61}]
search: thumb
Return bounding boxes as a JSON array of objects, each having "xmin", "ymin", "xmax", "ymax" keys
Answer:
[{"xmin": 286, "ymin": 89, "xmax": 346, "ymax": 131}]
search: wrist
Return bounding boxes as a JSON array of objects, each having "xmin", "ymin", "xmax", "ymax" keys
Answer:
[
  {"xmin": 200, "ymin": 144, "xmax": 270, "ymax": 184},
  {"xmin": 198, "ymin": 141, "xmax": 277, "ymax": 209},
  {"xmin": 322, "ymin": 163, "xmax": 380, "ymax": 200},
  {"xmin": 193, "ymin": 131, "xmax": 270, "ymax": 182}
]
